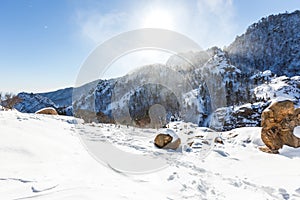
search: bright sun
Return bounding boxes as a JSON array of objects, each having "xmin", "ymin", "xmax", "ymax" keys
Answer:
[{"xmin": 142, "ymin": 9, "xmax": 175, "ymax": 29}]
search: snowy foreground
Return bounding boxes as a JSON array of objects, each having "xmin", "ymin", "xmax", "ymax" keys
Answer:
[{"xmin": 1, "ymin": 110, "xmax": 300, "ymax": 200}]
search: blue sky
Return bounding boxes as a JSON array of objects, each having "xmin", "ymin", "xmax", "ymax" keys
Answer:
[{"xmin": 0, "ymin": 0, "xmax": 299, "ymax": 94}]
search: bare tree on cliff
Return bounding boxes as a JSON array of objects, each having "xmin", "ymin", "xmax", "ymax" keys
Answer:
[{"xmin": 2, "ymin": 93, "xmax": 22, "ymax": 110}]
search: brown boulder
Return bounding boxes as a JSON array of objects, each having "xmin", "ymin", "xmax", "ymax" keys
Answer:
[
  {"xmin": 260, "ymin": 100, "xmax": 300, "ymax": 153},
  {"xmin": 154, "ymin": 134, "xmax": 173, "ymax": 148},
  {"xmin": 35, "ymin": 107, "xmax": 58, "ymax": 115}
]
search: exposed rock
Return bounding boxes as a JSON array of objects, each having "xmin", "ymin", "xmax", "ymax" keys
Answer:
[
  {"xmin": 210, "ymin": 101, "xmax": 270, "ymax": 131},
  {"xmin": 154, "ymin": 134, "xmax": 173, "ymax": 148},
  {"xmin": 74, "ymin": 109, "xmax": 97, "ymax": 123},
  {"xmin": 226, "ymin": 102, "xmax": 271, "ymax": 130},
  {"xmin": 96, "ymin": 111, "xmax": 115, "ymax": 124},
  {"xmin": 260, "ymin": 100, "xmax": 300, "ymax": 153},
  {"xmin": 56, "ymin": 106, "xmax": 73, "ymax": 116},
  {"xmin": 214, "ymin": 137, "xmax": 224, "ymax": 145},
  {"xmin": 163, "ymin": 138, "xmax": 181, "ymax": 150},
  {"xmin": 134, "ymin": 115, "xmax": 151, "ymax": 128},
  {"xmin": 35, "ymin": 107, "xmax": 58, "ymax": 115}
]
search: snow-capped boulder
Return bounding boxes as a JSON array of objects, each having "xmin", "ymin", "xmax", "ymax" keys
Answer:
[
  {"xmin": 163, "ymin": 138, "xmax": 181, "ymax": 150},
  {"xmin": 260, "ymin": 100, "xmax": 300, "ymax": 153},
  {"xmin": 35, "ymin": 107, "xmax": 58, "ymax": 115},
  {"xmin": 154, "ymin": 131, "xmax": 181, "ymax": 150}
]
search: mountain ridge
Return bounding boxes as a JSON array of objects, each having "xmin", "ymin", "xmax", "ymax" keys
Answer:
[{"xmin": 13, "ymin": 10, "xmax": 300, "ymax": 131}]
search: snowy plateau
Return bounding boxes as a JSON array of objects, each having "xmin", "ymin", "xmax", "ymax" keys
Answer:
[{"xmin": 1, "ymin": 11, "xmax": 300, "ymax": 200}]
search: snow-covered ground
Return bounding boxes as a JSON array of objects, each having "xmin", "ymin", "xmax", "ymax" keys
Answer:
[{"xmin": 1, "ymin": 110, "xmax": 300, "ymax": 200}]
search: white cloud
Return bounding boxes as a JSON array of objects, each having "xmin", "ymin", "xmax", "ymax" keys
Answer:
[
  {"xmin": 188, "ymin": 0, "xmax": 237, "ymax": 48},
  {"xmin": 76, "ymin": 10, "xmax": 129, "ymax": 44},
  {"xmin": 73, "ymin": 0, "xmax": 237, "ymax": 80},
  {"xmin": 75, "ymin": 0, "xmax": 237, "ymax": 49},
  {"xmin": 200, "ymin": 0, "xmax": 233, "ymax": 14}
]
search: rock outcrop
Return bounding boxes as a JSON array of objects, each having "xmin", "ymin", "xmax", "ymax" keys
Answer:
[
  {"xmin": 209, "ymin": 102, "xmax": 271, "ymax": 131},
  {"xmin": 260, "ymin": 100, "xmax": 300, "ymax": 153}
]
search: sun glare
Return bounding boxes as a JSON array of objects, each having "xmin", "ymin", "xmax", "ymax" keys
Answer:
[{"xmin": 142, "ymin": 9, "xmax": 175, "ymax": 29}]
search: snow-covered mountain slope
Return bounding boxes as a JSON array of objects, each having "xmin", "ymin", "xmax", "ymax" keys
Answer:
[
  {"xmin": 37, "ymin": 87, "xmax": 73, "ymax": 107},
  {"xmin": 72, "ymin": 48, "xmax": 252, "ymax": 128},
  {"xmin": 14, "ymin": 92, "xmax": 57, "ymax": 113},
  {"xmin": 73, "ymin": 64, "xmax": 201, "ymax": 125},
  {"xmin": 14, "ymin": 92, "xmax": 73, "ymax": 116},
  {"xmin": 14, "ymin": 80, "xmax": 100, "ymax": 115},
  {"xmin": 196, "ymin": 47, "xmax": 243, "ymax": 109},
  {"xmin": 209, "ymin": 74, "xmax": 300, "ymax": 131},
  {"xmin": 1, "ymin": 110, "xmax": 300, "ymax": 199},
  {"xmin": 13, "ymin": 11, "xmax": 300, "ymax": 131},
  {"xmin": 254, "ymin": 75, "xmax": 300, "ymax": 106},
  {"xmin": 15, "ymin": 47, "xmax": 300, "ymax": 130},
  {"xmin": 166, "ymin": 50, "xmax": 211, "ymax": 78},
  {"xmin": 226, "ymin": 10, "xmax": 300, "ymax": 76}
]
